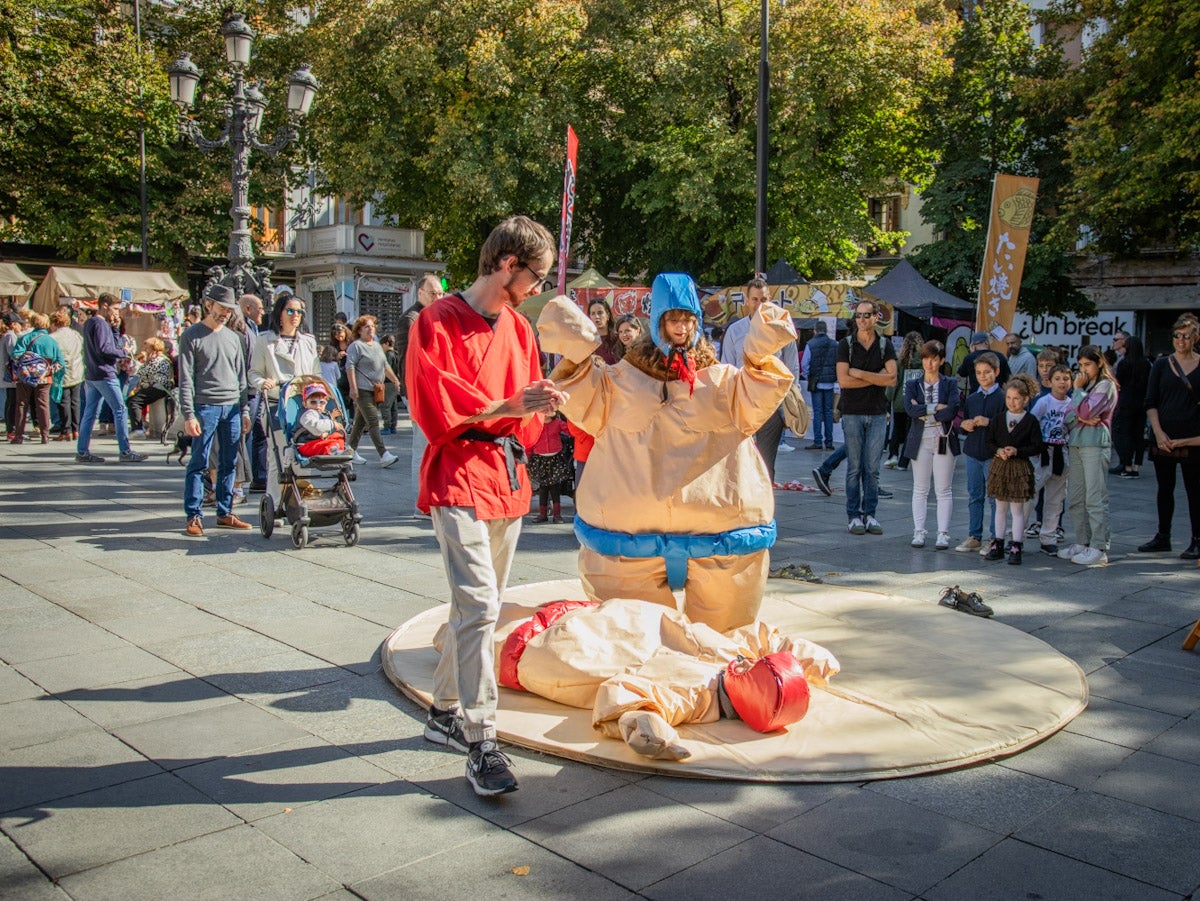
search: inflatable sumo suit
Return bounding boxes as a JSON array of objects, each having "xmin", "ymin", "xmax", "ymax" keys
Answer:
[
  {"xmin": 437, "ymin": 597, "xmax": 839, "ymax": 760},
  {"xmin": 536, "ymin": 273, "xmax": 796, "ymax": 633}
]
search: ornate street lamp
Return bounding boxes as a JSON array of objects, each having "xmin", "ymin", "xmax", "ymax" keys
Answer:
[{"xmin": 168, "ymin": 13, "xmax": 319, "ymax": 298}]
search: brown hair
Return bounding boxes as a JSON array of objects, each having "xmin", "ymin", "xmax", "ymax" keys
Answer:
[
  {"xmin": 351, "ymin": 314, "xmax": 377, "ymax": 340},
  {"xmin": 143, "ymin": 337, "xmax": 166, "ymax": 355},
  {"xmin": 974, "ymin": 351, "xmax": 1001, "ymax": 372},
  {"xmin": 1036, "ymin": 348, "xmax": 1058, "ymax": 363},
  {"xmin": 1173, "ymin": 313, "xmax": 1200, "ymax": 336},
  {"xmin": 919, "ymin": 339, "xmax": 945, "ymax": 360},
  {"xmin": 477, "ymin": 216, "xmax": 555, "ymax": 277},
  {"xmin": 1005, "ymin": 373, "xmax": 1040, "ymax": 402},
  {"xmin": 50, "ymin": 308, "xmax": 72, "ymax": 330},
  {"xmin": 1078, "ymin": 344, "xmax": 1118, "ymax": 388},
  {"xmin": 27, "ymin": 311, "xmax": 49, "ymax": 330}
]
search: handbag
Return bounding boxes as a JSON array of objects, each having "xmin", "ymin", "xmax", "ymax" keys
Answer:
[{"xmin": 373, "ymin": 382, "xmax": 386, "ymax": 404}]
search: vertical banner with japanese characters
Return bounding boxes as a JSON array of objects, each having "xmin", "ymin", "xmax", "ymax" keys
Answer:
[
  {"xmin": 976, "ymin": 173, "xmax": 1039, "ymax": 344},
  {"xmin": 557, "ymin": 126, "xmax": 579, "ymax": 296}
]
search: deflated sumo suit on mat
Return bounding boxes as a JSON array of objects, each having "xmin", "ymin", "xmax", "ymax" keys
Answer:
[
  {"xmin": 434, "ymin": 596, "xmax": 840, "ymax": 760},
  {"xmin": 536, "ymin": 273, "xmax": 796, "ymax": 633}
]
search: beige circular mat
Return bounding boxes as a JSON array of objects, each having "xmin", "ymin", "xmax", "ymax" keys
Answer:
[{"xmin": 382, "ymin": 579, "xmax": 1087, "ymax": 781}]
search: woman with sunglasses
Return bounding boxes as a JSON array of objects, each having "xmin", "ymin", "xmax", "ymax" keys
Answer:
[
  {"xmin": 1138, "ymin": 314, "xmax": 1200, "ymax": 560},
  {"xmin": 250, "ymin": 295, "xmax": 322, "ymax": 493},
  {"xmin": 250, "ymin": 296, "xmax": 321, "ymax": 401}
]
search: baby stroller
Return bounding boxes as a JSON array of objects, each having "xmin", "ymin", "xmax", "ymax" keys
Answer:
[{"xmin": 260, "ymin": 377, "xmax": 361, "ymax": 549}]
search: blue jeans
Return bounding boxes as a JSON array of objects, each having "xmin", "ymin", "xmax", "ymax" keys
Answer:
[
  {"xmin": 965, "ymin": 456, "xmax": 996, "ymax": 541},
  {"xmin": 184, "ymin": 404, "xmax": 241, "ymax": 519},
  {"xmin": 841, "ymin": 414, "xmax": 887, "ymax": 520},
  {"xmin": 77, "ymin": 378, "xmax": 132, "ymax": 456},
  {"xmin": 811, "ymin": 388, "xmax": 835, "ymax": 446},
  {"xmin": 818, "ymin": 443, "xmax": 848, "ymax": 477}
]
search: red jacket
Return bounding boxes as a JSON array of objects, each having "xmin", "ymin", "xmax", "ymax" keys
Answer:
[{"xmin": 406, "ymin": 293, "xmax": 544, "ymax": 519}]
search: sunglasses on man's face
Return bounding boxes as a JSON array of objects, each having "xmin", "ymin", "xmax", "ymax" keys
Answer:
[{"xmin": 853, "ymin": 312, "xmax": 877, "ymax": 319}]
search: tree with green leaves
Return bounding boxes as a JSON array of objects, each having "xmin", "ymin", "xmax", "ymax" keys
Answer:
[
  {"xmin": 1049, "ymin": 0, "xmax": 1200, "ymax": 256},
  {"xmin": 0, "ymin": 0, "xmax": 305, "ymax": 275},
  {"xmin": 300, "ymin": 0, "xmax": 955, "ymax": 283},
  {"xmin": 908, "ymin": 0, "xmax": 1088, "ymax": 316}
]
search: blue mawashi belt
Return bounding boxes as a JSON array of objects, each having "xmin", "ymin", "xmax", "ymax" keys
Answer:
[{"xmin": 574, "ymin": 517, "xmax": 777, "ymax": 591}]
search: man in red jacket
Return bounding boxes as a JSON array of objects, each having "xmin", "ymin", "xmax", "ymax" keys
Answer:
[{"xmin": 405, "ymin": 216, "xmax": 566, "ymax": 796}]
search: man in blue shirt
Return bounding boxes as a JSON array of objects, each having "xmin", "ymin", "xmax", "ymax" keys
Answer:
[{"xmin": 75, "ymin": 294, "xmax": 147, "ymax": 464}]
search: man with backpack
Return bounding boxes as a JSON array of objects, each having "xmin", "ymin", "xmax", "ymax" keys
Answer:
[
  {"xmin": 9, "ymin": 311, "xmax": 63, "ymax": 444},
  {"xmin": 75, "ymin": 294, "xmax": 147, "ymax": 464},
  {"xmin": 802, "ymin": 320, "xmax": 838, "ymax": 450}
]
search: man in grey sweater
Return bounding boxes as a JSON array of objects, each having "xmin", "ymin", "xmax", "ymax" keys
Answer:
[{"xmin": 180, "ymin": 284, "xmax": 252, "ymax": 536}]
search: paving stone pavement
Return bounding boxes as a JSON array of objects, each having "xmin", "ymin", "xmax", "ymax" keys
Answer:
[{"xmin": 1, "ymin": 424, "xmax": 1198, "ymax": 900}]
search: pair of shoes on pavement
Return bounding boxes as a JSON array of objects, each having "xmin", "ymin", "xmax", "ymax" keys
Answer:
[
  {"xmin": 912, "ymin": 530, "xmax": 951, "ymax": 549},
  {"xmin": 938, "ymin": 585, "xmax": 994, "ymax": 617},
  {"xmin": 425, "ymin": 707, "xmax": 518, "ymax": 796},
  {"xmin": 185, "ymin": 514, "xmax": 251, "ymax": 535},
  {"xmin": 1056, "ymin": 543, "xmax": 1107, "ymax": 566},
  {"xmin": 848, "ymin": 516, "xmax": 883, "ymax": 536}
]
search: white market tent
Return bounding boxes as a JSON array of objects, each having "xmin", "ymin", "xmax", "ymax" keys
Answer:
[
  {"xmin": 30, "ymin": 266, "xmax": 189, "ymax": 351},
  {"xmin": 0, "ymin": 263, "xmax": 35, "ymax": 301},
  {"xmin": 30, "ymin": 266, "xmax": 188, "ymax": 315}
]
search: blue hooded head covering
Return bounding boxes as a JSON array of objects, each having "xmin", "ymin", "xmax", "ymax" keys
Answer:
[{"xmin": 649, "ymin": 273, "xmax": 703, "ymax": 356}]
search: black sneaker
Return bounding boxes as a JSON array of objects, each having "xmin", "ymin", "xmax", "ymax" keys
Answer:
[
  {"xmin": 877, "ymin": 487, "xmax": 894, "ymax": 499},
  {"xmin": 957, "ymin": 591, "xmax": 994, "ymax": 617},
  {"xmin": 812, "ymin": 468, "xmax": 832, "ymax": 496},
  {"xmin": 424, "ymin": 706, "xmax": 468, "ymax": 752},
  {"xmin": 75, "ymin": 452, "xmax": 106, "ymax": 464},
  {"xmin": 466, "ymin": 739, "xmax": 518, "ymax": 796},
  {"xmin": 938, "ymin": 586, "xmax": 962, "ymax": 609},
  {"xmin": 1040, "ymin": 543, "xmax": 1059, "ymax": 557},
  {"xmin": 119, "ymin": 451, "xmax": 148, "ymax": 463}
]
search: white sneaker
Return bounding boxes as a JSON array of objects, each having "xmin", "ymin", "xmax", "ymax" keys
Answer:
[
  {"xmin": 865, "ymin": 516, "xmax": 883, "ymax": 535},
  {"xmin": 351, "ymin": 451, "xmax": 367, "ymax": 464},
  {"xmin": 911, "ymin": 530, "xmax": 927, "ymax": 548},
  {"xmin": 1025, "ymin": 521, "xmax": 1041, "ymax": 539},
  {"xmin": 777, "ymin": 442, "xmax": 795, "ymax": 453},
  {"xmin": 885, "ymin": 456, "xmax": 898, "ymax": 469},
  {"xmin": 1071, "ymin": 547, "xmax": 1107, "ymax": 566},
  {"xmin": 1057, "ymin": 543, "xmax": 1086, "ymax": 560},
  {"xmin": 379, "ymin": 450, "xmax": 399, "ymax": 468},
  {"xmin": 848, "ymin": 517, "xmax": 866, "ymax": 535},
  {"xmin": 955, "ymin": 537, "xmax": 982, "ymax": 552},
  {"xmin": 935, "ymin": 531, "xmax": 951, "ymax": 550}
]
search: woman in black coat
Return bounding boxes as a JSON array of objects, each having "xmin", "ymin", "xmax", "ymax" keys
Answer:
[{"xmin": 1111, "ymin": 334, "xmax": 1151, "ymax": 477}]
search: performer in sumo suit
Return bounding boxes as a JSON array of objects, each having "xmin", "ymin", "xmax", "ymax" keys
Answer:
[
  {"xmin": 434, "ymin": 596, "xmax": 839, "ymax": 761},
  {"xmin": 536, "ymin": 272, "xmax": 796, "ymax": 633}
]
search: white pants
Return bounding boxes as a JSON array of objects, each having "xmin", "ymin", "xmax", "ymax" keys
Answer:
[
  {"xmin": 430, "ymin": 506, "xmax": 522, "ymax": 744},
  {"xmin": 910, "ymin": 431, "xmax": 956, "ymax": 533}
]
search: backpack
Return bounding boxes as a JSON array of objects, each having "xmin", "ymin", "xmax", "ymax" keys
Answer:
[{"xmin": 12, "ymin": 349, "xmax": 51, "ymax": 387}]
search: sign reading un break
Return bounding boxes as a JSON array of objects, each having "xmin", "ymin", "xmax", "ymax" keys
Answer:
[{"xmin": 1011, "ymin": 311, "xmax": 1133, "ymax": 347}]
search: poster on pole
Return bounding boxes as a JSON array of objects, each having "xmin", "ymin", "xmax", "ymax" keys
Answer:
[
  {"xmin": 976, "ymin": 173, "xmax": 1039, "ymax": 347},
  {"xmin": 557, "ymin": 126, "xmax": 579, "ymax": 296}
]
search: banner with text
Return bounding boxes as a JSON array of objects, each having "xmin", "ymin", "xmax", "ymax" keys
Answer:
[
  {"xmin": 557, "ymin": 126, "xmax": 578, "ymax": 296},
  {"xmin": 976, "ymin": 174, "xmax": 1039, "ymax": 348}
]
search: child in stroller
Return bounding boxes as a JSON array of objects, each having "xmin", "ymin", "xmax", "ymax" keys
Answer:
[{"xmin": 260, "ymin": 374, "xmax": 361, "ymax": 549}]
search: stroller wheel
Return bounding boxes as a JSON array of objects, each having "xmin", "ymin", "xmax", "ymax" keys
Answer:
[
  {"xmin": 291, "ymin": 523, "xmax": 308, "ymax": 550},
  {"xmin": 343, "ymin": 520, "xmax": 360, "ymax": 547},
  {"xmin": 259, "ymin": 495, "xmax": 275, "ymax": 539}
]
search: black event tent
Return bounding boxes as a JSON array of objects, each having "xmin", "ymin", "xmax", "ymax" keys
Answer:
[
  {"xmin": 764, "ymin": 259, "xmax": 807, "ymax": 286},
  {"xmin": 864, "ymin": 259, "xmax": 974, "ymax": 320}
]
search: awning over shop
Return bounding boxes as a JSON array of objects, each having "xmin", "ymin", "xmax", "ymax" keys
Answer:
[
  {"xmin": 30, "ymin": 266, "xmax": 188, "ymax": 315},
  {"xmin": 863, "ymin": 259, "xmax": 974, "ymax": 320},
  {"xmin": 0, "ymin": 263, "xmax": 35, "ymax": 300}
]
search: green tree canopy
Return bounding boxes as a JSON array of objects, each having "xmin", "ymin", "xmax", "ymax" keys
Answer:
[
  {"xmin": 301, "ymin": 0, "xmax": 954, "ymax": 283},
  {"xmin": 1050, "ymin": 0, "xmax": 1200, "ymax": 255},
  {"xmin": 908, "ymin": 0, "xmax": 1088, "ymax": 316}
]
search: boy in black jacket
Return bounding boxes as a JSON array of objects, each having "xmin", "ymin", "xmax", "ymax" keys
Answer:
[{"xmin": 955, "ymin": 352, "xmax": 1006, "ymax": 553}]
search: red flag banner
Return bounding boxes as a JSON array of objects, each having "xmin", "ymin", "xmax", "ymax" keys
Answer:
[
  {"xmin": 976, "ymin": 173, "xmax": 1039, "ymax": 346},
  {"xmin": 557, "ymin": 126, "xmax": 579, "ymax": 296}
]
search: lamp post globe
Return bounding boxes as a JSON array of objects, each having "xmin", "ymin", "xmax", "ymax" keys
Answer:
[{"xmin": 170, "ymin": 15, "xmax": 318, "ymax": 299}]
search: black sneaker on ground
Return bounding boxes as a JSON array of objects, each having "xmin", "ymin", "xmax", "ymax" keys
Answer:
[
  {"xmin": 877, "ymin": 487, "xmax": 894, "ymax": 499},
  {"xmin": 1040, "ymin": 543, "xmax": 1059, "ymax": 556},
  {"xmin": 119, "ymin": 451, "xmax": 148, "ymax": 463},
  {"xmin": 938, "ymin": 586, "xmax": 962, "ymax": 609},
  {"xmin": 812, "ymin": 468, "xmax": 832, "ymax": 496},
  {"xmin": 424, "ymin": 706, "xmax": 468, "ymax": 752},
  {"xmin": 75, "ymin": 452, "xmax": 106, "ymax": 464},
  {"xmin": 466, "ymin": 739, "xmax": 518, "ymax": 796},
  {"xmin": 957, "ymin": 591, "xmax": 994, "ymax": 617}
]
